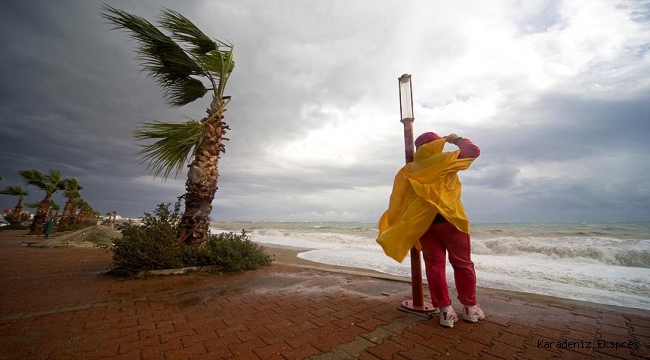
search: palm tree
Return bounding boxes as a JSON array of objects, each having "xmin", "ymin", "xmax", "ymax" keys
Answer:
[
  {"xmin": 76, "ymin": 198, "xmax": 98, "ymax": 224},
  {"xmin": 0, "ymin": 185, "xmax": 29, "ymax": 225},
  {"xmin": 105, "ymin": 212, "xmax": 112, "ymax": 225},
  {"xmin": 59, "ymin": 179, "xmax": 83, "ymax": 227},
  {"xmin": 19, "ymin": 169, "xmax": 66, "ymax": 234},
  {"xmin": 102, "ymin": 6, "xmax": 235, "ymax": 245},
  {"xmin": 111, "ymin": 210, "xmax": 117, "ymax": 224}
]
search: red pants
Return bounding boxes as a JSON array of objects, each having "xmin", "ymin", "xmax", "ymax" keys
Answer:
[{"xmin": 419, "ymin": 221, "xmax": 477, "ymax": 307}]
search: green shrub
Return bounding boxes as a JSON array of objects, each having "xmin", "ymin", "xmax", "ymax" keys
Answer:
[
  {"xmin": 185, "ymin": 230, "xmax": 273, "ymax": 271},
  {"xmin": 108, "ymin": 200, "xmax": 272, "ymax": 276}
]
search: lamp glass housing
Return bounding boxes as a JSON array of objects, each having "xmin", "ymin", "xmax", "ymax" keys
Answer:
[{"xmin": 399, "ymin": 74, "xmax": 413, "ymax": 120}]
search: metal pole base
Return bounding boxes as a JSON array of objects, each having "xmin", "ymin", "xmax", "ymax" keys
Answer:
[{"xmin": 401, "ymin": 299, "xmax": 437, "ymax": 312}]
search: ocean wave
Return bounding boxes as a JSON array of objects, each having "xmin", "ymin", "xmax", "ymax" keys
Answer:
[{"xmin": 472, "ymin": 237, "xmax": 650, "ymax": 268}]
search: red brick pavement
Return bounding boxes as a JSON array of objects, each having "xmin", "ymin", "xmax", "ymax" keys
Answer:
[{"xmin": 1, "ymin": 229, "xmax": 649, "ymax": 359}]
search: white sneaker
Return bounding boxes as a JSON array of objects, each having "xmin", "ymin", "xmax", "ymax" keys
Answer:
[
  {"xmin": 462, "ymin": 305, "xmax": 485, "ymax": 323},
  {"xmin": 439, "ymin": 308, "xmax": 458, "ymax": 328}
]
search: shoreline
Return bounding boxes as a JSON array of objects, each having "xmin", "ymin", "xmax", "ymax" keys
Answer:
[
  {"xmin": 9, "ymin": 227, "xmax": 650, "ymax": 317},
  {"xmin": 262, "ymin": 244, "xmax": 650, "ymax": 318}
]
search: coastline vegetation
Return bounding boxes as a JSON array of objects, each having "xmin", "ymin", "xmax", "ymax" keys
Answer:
[
  {"xmin": 1, "ymin": 169, "xmax": 100, "ymax": 234},
  {"xmin": 1, "ymin": 7, "xmax": 265, "ymax": 278},
  {"xmin": 108, "ymin": 200, "xmax": 272, "ymax": 277}
]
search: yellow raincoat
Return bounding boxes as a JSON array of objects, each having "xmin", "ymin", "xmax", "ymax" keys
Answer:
[{"xmin": 377, "ymin": 138, "xmax": 475, "ymax": 262}]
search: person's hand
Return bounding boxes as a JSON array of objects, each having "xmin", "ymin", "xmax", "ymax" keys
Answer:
[{"xmin": 445, "ymin": 134, "xmax": 459, "ymax": 143}]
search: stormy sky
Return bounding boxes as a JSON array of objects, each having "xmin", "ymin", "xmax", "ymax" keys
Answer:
[{"xmin": 1, "ymin": 0, "xmax": 649, "ymax": 223}]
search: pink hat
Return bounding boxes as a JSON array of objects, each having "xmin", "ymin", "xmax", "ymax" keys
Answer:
[{"xmin": 415, "ymin": 132, "xmax": 441, "ymax": 149}]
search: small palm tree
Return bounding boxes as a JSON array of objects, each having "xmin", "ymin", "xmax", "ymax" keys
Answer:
[
  {"xmin": 102, "ymin": 6, "xmax": 235, "ymax": 245},
  {"xmin": 19, "ymin": 169, "xmax": 66, "ymax": 234},
  {"xmin": 59, "ymin": 179, "xmax": 83, "ymax": 227},
  {"xmin": 112, "ymin": 211, "xmax": 117, "ymax": 224},
  {"xmin": 0, "ymin": 185, "xmax": 30, "ymax": 225},
  {"xmin": 76, "ymin": 198, "xmax": 97, "ymax": 224}
]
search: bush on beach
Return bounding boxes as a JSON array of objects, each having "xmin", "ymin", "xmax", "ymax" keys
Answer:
[{"xmin": 108, "ymin": 200, "xmax": 272, "ymax": 276}]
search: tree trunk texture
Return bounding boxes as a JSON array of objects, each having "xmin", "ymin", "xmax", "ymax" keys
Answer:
[
  {"xmin": 59, "ymin": 198, "xmax": 77, "ymax": 226},
  {"xmin": 179, "ymin": 99, "xmax": 227, "ymax": 245},
  {"xmin": 29, "ymin": 197, "xmax": 51, "ymax": 235},
  {"xmin": 10, "ymin": 199, "xmax": 23, "ymax": 225}
]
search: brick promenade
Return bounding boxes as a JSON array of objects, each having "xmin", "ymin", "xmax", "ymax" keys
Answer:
[{"xmin": 1, "ymin": 229, "xmax": 649, "ymax": 359}]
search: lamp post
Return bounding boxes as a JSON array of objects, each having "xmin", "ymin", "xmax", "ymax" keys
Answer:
[{"xmin": 398, "ymin": 74, "xmax": 435, "ymax": 312}]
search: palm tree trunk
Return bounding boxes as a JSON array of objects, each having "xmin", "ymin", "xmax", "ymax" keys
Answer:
[
  {"xmin": 29, "ymin": 197, "xmax": 51, "ymax": 235},
  {"xmin": 179, "ymin": 100, "xmax": 226, "ymax": 245},
  {"xmin": 10, "ymin": 199, "xmax": 23, "ymax": 225},
  {"xmin": 59, "ymin": 198, "xmax": 77, "ymax": 226}
]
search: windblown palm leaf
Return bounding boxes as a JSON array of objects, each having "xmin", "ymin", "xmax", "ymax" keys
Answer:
[
  {"xmin": 158, "ymin": 8, "xmax": 217, "ymax": 56},
  {"xmin": 25, "ymin": 201, "xmax": 41, "ymax": 209},
  {"xmin": 19, "ymin": 169, "xmax": 65, "ymax": 195},
  {"xmin": 134, "ymin": 119, "xmax": 203, "ymax": 179},
  {"xmin": 158, "ymin": 8, "xmax": 235, "ymax": 86},
  {"xmin": 101, "ymin": 5, "xmax": 208, "ymax": 106},
  {"xmin": 0, "ymin": 185, "xmax": 29, "ymax": 199},
  {"xmin": 25, "ymin": 199, "xmax": 57, "ymax": 210},
  {"xmin": 63, "ymin": 179, "xmax": 83, "ymax": 198}
]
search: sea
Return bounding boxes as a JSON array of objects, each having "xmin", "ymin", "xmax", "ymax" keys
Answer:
[{"xmin": 210, "ymin": 221, "xmax": 650, "ymax": 311}]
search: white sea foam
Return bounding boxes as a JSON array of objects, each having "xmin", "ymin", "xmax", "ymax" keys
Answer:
[{"xmin": 210, "ymin": 221, "xmax": 650, "ymax": 310}]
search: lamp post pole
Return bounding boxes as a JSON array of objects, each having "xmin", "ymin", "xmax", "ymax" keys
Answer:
[{"xmin": 398, "ymin": 74, "xmax": 435, "ymax": 312}]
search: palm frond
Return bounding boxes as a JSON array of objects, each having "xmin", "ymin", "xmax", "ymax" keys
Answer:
[
  {"xmin": 101, "ymin": 4, "xmax": 208, "ymax": 106},
  {"xmin": 158, "ymin": 8, "xmax": 217, "ymax": 55},
  {"xmin": 26, "ymin": 198, "xmax": 55, "ymax": 209},
  {"xmin": 63, "ymin": 178, "xmax": 83, "ymax": 198},
  {"xmin": 63, "ymin": 178, "xmax": 83, "ymax": 191},
  {"xmin": 165, "ymin": 77, "xmax": 209, "ymax": 107},
  {"xmin": 18, "ymin": 169, "xmax": 48, "ymax": 190},
  {"xmin": 0, "ymin": 185, "xmax": 29, "ymax": 197},
  {"xmin": 157, "ymin": 7, "xmax": 236, "ymax": 95},
  {"xmin": 25, "ymin": 201, "xmax": 41, "ymax": 209},
  {"xmin": 19, "ymin": 169, "xmax": 64, "ymax": 194},
  {"xmin": 134, "ymin": 119, "xmax": 204, "ymax": 180},
  {"xmin": 202, "ymin": 48, "xmax": 234, "ymax": 76}
]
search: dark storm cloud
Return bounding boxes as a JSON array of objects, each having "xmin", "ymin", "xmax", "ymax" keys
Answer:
[
  {"xmin": 0, "ymin": 0, "xmax": 189, "ymax": 215},
  {"xmin": 1, "ymin": 0, "xmax": 649, "ymax": 222}
]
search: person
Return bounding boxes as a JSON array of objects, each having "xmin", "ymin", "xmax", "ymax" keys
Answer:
[{"xmin": 376, "ymin": 131, "xmax": 483, "ymax": 328}]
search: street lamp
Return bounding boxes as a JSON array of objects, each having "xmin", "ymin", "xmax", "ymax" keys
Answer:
[
  {"xmin": 399, "ymin": 74, "xmax": 415, "ymax": 163},
  {"xmin": 398, "ymin": 74, "xmax": 435, "ymax": 312}
]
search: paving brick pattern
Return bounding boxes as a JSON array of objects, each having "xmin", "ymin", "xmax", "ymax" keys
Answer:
[{"xmin": 1, "ymin": 230, "xmax": 648, "ymax": 359}]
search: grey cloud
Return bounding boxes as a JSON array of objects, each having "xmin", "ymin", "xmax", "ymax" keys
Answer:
[{"xmin": 1, "ymin": 0, "xmax": 649, "ymax": 223}]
